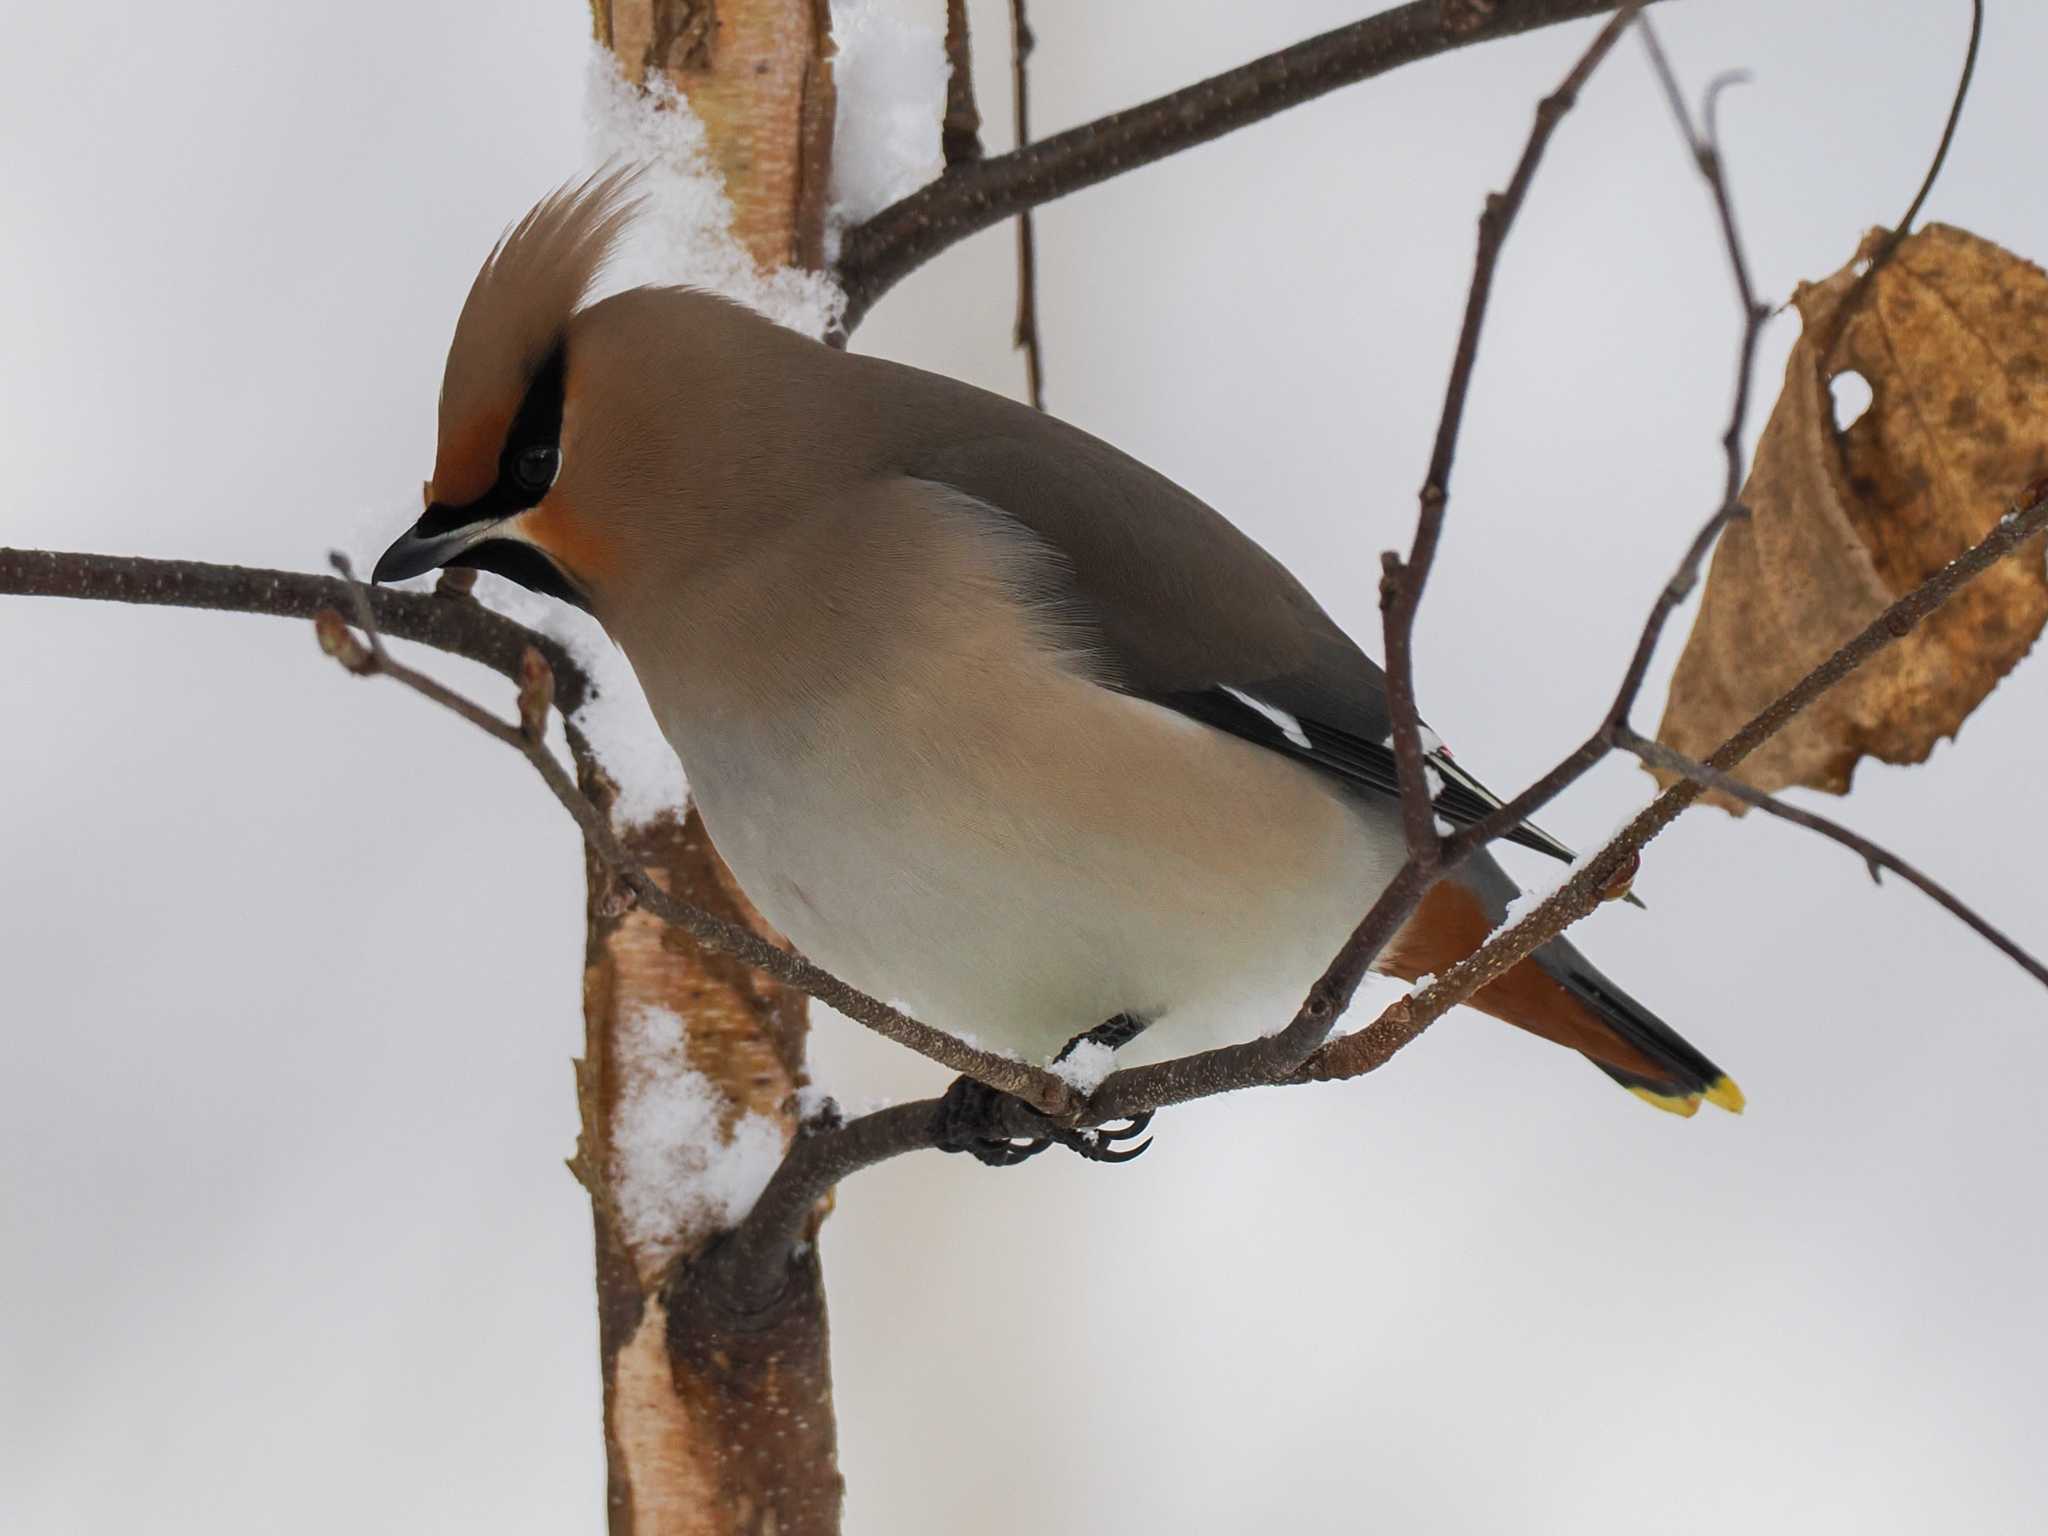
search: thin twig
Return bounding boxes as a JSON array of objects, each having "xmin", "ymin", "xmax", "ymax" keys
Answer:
[
  {"xmin": 835, "ymin": 0, "xmax": 1665, "ymax": 329},
  {"xmin": 1820, "ymin": 0, "xmax": 1984, "ymax": 363},
  {"xmin": 1009, "ymin": 0, "xmax": 1045, "ymax": 410},
  {"xmin": 1328, "ymin": 486, "xmax": 2048, "ymax": 1090},
  {"xmin": 1387, "ymin": 1, "xmax": 1648, "ymax": 865},
  {"xmin": 0, "ymin": 548, "xmax": 591, "ymax": 713},
  {"xmin": 941, "ymin": 0, "xmax": 984, "ymax": 166},
  {"xmin": 1134, "ymin": 33, "xmax": 2036, "ymax": 1101},
  {"xmin": 1442, "ymin": 16, "xmax": 1770, "ymax": 866},
  {"xmin": 1619, "ymin": 728, "xmax": 2048, "ymax": 988},
  {"xmin": 1088, "ymin": 5, "xmax": 1649, "ymax": 1123},
  {"xmin": 1891, "ymin": 0, "xmax": 1983, "ymax": 239},
  {"xmin": 314, "ymin": 555, "xmax": 1079, "ymax": 1118}
]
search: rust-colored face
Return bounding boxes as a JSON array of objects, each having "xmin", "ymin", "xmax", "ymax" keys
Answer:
[
  {"xmin": 376, "ymin": 339, "xmax": 589, "ymax": 606},
  {"xmin": 429, "ymin": 404, "xmax": 515, "ymax": 510}
]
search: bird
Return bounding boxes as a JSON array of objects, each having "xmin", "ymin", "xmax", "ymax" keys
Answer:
[{"xmin": 375, "ymin": 171, "xmax": 1741, "ymax": 1163}]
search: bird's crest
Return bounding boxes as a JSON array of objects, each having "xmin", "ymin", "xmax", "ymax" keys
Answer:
[{"xmin": 433, "ymin": 166, "xmax": 642, "ymax": 507}]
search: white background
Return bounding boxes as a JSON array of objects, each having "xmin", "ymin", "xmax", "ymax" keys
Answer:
[{"xmin": 5, "ymin": 3, "xmax": 2046, "ymax": 1532}]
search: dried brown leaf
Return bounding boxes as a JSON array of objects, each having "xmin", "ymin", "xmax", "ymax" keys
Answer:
[{"xmin": 1655, "ymin": 224, "xmax": 2048, "ymax": 808}]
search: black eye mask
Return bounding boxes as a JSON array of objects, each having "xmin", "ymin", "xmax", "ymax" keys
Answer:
[{"xmin": 397, "ymin": 342, "xmax": 591, "ymax": 611}]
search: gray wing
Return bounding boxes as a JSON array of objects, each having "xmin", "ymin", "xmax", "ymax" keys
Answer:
[{"xmin": 900, "ymin": 413, "xmax": 1574, "ymax": 864}]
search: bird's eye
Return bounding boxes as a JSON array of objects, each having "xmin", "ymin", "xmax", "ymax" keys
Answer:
[{"xmin": 513, "ymin": 444, "xmax": 560, "ymax": 493}]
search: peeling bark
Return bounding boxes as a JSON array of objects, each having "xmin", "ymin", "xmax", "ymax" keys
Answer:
[
  {"xmin": 574, "ymin": 781, "xmax": 843, "ymax": 1534},
  {"xmin": 574, "ymin": 5, "xmax": 841, "ymax": 1530},
  {"xmin": 592, "ymin": 0, "xmax": 836, "ymax": 270}
]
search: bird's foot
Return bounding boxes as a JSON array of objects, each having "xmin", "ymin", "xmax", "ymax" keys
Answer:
[{"xmin": 931, "ymin": 1076, "xmax": 1154, "ymax": 1168}]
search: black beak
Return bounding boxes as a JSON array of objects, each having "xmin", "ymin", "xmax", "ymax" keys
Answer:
[
  {"xmin": 371, "ymin": 509, "xmax": 594, "ymax": 613},
  {"xmin": 371, "ymin": 515, "xmax": 494, "ymax": 584}
]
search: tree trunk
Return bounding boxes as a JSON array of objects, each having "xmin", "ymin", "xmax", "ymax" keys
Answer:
[
  {"xmin": 572, "ymin": 4, "xmax": 841, "ymax": 1531},
  {"xmin": 590, "ymin": 0, "xmax": 837, "ymax": 269}
]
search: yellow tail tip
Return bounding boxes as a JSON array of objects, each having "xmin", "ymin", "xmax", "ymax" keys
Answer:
[
  {"xmin": 1628, "ymin": 1084, "xmax": 1701, "ymax": 1118},
  {"xmin": 1705, "ymin": 1076, "xmax": 1746, "ymax": 1114}
]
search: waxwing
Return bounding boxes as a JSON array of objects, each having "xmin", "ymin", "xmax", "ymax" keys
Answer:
[{"xmin": 376, "ymin": 172, "xmax": 1740, "ymax": 1159}]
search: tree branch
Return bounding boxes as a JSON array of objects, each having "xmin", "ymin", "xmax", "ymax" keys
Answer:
[
  {"xmin": 1441, "ymin": 18, "xmax": 1770, "ymax": 866},
  {"xmin": 835, "ymin": 0, "xmax": 1665, "ymax": 327},
  {"xmin": 1618, "ymin": 728, "xmax": 2048, "ymax": 988},
  {"xmin": 308, "ymin": 556, "xmax": 1083, "ymax": 1120},
  {"xmin": 1087, "ymin": 1, "xmax": 1651, "ymax": 1123},
  {"xmin": 689, "ymin": 1099, "xmax": 948, "ymax": 1318},
  {"xmin": 941, "ymin": 0, "xmax": 984, "ymax": 166},
  {"xmin": 1387, "ymin": 0, "xmax": 1648, "ymax": 864},
  {"xmin": 0, "ymin": 548, "xmax": 592, "ymax": 713},
  {"xmin": 1820, "ymin": 0, "xmax": 1983, "ymax": 365},
  {"xmin": 1008, "ymin": 0, "xmax": 1045, "ymax": 410},
  {"xmin": 1310, "ymin": 484, "xmax": 2048, "ymax": 1090}
]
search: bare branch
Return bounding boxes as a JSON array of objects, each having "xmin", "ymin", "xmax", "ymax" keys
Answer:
[
  {"xmin": 835, "ymin": 0, "xmax": 1666, "ymax": 328},
  {"xmin": 1091, "ymin": 5, "xmax": 1648, "ymax": 1123},
  {"xmin": 1132, "ymin": 13, "xmax": 2035, "ymax": 1104},
  {"xmin": 942, "ymin": 0, "xmax": 984, "ymax": 166},
  {"xmin": 1891, "ymin": 0, "xmax": 1983, "ymax": 239},
  {"xmin": 1351, "ymin": 485, "xmax": 2048, "ymax": 1092},
  {"xmin": 1819, "ymin": 0, "xmax": 1984, "ymax": 365},
  {"xmin": 1618, "ymin": 728, "xmax": 2048, "ymax": 989},
  {"xmin": 1387, "ymin": 1, "xmax": 1648, "ymax": 865},
  {"xmin": 1009, "ymin": 0, "xmax": 1045, "ymax": 410},
  {"xmin": 0, "ymin": 548, "xmax": 591, "ymax": 712},
  {"xmin": 312, "ymin": 557, "xmax": 1082, "ymax": 1119},
  {"xmin": 1443, "ymin": 15, "xmax": 1769, "ymax": 865}
]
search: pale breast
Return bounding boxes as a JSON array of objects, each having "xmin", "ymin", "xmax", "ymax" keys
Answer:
[
  {"xmin": 674, "ymin": 643, "xmax": 1403, "ymax": 1066},
  {"xmin": 629, "ymin": 480, "xmax": 1409, "ymax": 1066}
]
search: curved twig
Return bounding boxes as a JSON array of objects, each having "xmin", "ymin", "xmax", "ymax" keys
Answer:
[
  {"xmin": 1819, "ymin": 0, "xmax": 1984, "ymax": 363},
  {"xmin": 1619, "ymin": 728, "xmax": 2048, "ymax": 989}
]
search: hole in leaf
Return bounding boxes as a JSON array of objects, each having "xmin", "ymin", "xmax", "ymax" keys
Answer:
[{"xmin": 1830, "ymin": 370, "xmax": 1873, "ymax": 432}]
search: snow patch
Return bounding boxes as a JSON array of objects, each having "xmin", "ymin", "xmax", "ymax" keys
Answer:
[
  {"xmin": 461, "ymin": 573, "xmax": 685, "ymax": 825},
  {"xmin": 611, "ymin": 1005, "xmax": 789, "ymax": 1266},
  {"xmin": 827, "ymin": 1, "xmax": 947, "ymax": 237},
  {"xmin": 1490, "ymin": 808, "xmax": 1648, "ymax": 937},
  {"xmin": 584, "ymin": 46, "xmax": 844, "ymax": 339},
  {"xmin": 1049, "ymin": 1039, "xmax": 1117, "ymax": 1095},
  {"xmin": 794, "ymin": 1080, "xmax": 838, "ymax": 1126}
]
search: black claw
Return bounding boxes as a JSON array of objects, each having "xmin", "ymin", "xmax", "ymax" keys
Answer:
[
  {"xmin": 930, "ymin": 1075, "xmax": 1156, "ymax": 1168},
  {"xmin": 932, "ymin": 1076, "xmax": 1055, "ymax": 1166},
  {"xmin": 1056, "ymin": 1111, "xmax": 1153, "ymax": 1164}
]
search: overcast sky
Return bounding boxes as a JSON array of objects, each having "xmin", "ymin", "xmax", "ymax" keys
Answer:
[{"xmin": 6, "ymin": 3, "xmax": 2047, "ymax": 1533}]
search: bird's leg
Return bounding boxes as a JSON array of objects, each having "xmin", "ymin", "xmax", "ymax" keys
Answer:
[
  {"xmin": 1057, "ymin": 1011, "xmax": 1153, "ymax": 1058},
  {"xmin": 932, "ymin": 1013, "xmax": 1156, "ymax": 1167}
]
